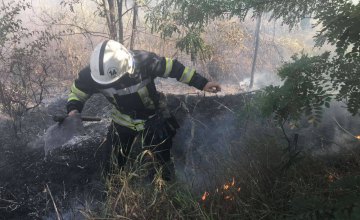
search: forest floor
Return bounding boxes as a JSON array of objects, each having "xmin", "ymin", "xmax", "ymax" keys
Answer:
[
  {"xmin": 0, "ymin": 82, "xmax": 246, "ymax": 219},
  {"xmin": 1, "ymin": 81, "xmax": 360, "ymax": 219}
]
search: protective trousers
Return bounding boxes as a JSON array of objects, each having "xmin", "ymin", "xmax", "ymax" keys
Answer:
[{"xmin": 102, "ymin": 121, "xmax": 175, "ymax": 181}]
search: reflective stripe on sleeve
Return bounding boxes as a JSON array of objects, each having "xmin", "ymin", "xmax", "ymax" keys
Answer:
[
  {"xmin": 110, "ymin": 107, "xmax": 145, "ymax": 131},
  {"xmin": 164, "ymin": 58, "xmax": 173, "ymax": 77},
  {"xmin": 179, "ymin": 67, "xmax": 195, "ymax": 84},
  {"xmin": 68, "ymin": 83, "xmax": 90, "ymax": 102},
  {"xmin": 67, "ymin": 93, "xmax": 81, "ymax": 102}
]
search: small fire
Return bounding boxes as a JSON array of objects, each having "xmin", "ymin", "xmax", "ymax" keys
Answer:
[
  {"xmin": 224, "ymin": 195, "xmax": 233, "ymax": 200},
  {"xmin": 327, "ymin": 174, "xmax": 335, "ymax": 183},
  {"xmin": 201, "ymin": 177, "xmax": 240, "ymax": 203},
  {"xmin": 356, "ymin": 135, "xmax": 360, "ymax": 140},
  {"xmin": 202, "ymin": 191, "xmax": 209, "ymax": 201},
  {"xmin": 223, "ymin": 177, "xmax": 235, "ymax": 190}
]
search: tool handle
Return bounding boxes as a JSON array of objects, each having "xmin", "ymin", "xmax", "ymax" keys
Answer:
[
  {"xmin": 52, "ymin": 115, "xmax": 101, "ymax": 122},
  {"xmin": 80, "ymin": 116, "xmax": 102, "ymax": 121}
]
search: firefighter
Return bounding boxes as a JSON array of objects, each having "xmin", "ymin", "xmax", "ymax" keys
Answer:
[{"xmin": 67, "ymin": 40, "xmax": 221, "ymax": 181}]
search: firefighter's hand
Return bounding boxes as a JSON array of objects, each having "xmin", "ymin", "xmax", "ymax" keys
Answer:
[
  {"xmin": 203, "ymin": 82, "xmax": 221, "ymax": 93},
  {"xmin": 68, "ymin": 110, "xmax": 79, "ymax": 117},
  {"xmin": 53, "ymin": 110, "xmax": 79, "ymax": 124}
]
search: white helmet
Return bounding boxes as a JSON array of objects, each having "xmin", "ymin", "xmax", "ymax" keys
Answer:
[{"xmin": 90, "ymin": 40, "xmax": 134, "ymax": 85}]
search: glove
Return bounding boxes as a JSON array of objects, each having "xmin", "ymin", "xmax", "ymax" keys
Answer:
[
  {"xmin": 52, "ymin": 109, "xmax": 80, "ymax": 123},
  {"xmin": 144, "ymin": 114, "xmax": 169, "ymax": 141}
]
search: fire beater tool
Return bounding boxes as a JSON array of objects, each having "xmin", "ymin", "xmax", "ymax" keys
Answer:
[{"xmin": 44, "ymin": 114, "xmax": 101, "ymax": 156}]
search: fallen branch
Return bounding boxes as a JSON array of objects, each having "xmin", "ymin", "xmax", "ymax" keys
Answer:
[
  {"xmin": 213, "ymin": 100, "xmax": 235, "ymax": 114},
  {"xmin": 0, "ymin": 198, "xmax": 18, "ymax": 204},
  {"xmin": 46, "ymin": 184, "xmax": 62, "ymax": 220},
  {"xmin": 333, "ymin": 117, "xmax": 358, "ymax": 139}
]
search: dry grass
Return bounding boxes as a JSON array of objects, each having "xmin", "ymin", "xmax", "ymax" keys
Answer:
[
  {"xmin": 196, "ymin": 127, "xmax": 360, "ymax": 219},
  {"xmin": 82, "ymin": 92, "xmax": 360, "ymax": 220},
  {"xmin": 84, "ymin": 126, "xmax": 360, "ymax": 220},
  {"xmin": 85, "ymin": 150, "xmax": 206, "ymax": 220}
]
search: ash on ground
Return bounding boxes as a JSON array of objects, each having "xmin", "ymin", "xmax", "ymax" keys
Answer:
[{"xmin": 0, "ymin": 83, "xmax": 359, "ymax": 219}]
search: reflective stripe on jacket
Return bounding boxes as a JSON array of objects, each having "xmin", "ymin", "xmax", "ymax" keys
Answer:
[{"xmin": 66, "ymin": 50, "xmax": 208, "ymax": 131}]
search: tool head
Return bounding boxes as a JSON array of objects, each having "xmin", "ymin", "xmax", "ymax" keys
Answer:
[{"xmin": 44, "ymin": 114, "xmax": 85, "ymax": 157}]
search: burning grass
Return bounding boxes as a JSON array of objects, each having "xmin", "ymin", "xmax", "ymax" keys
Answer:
[
  {"xmin": 83, "ymin": 97, "xmax": 360, "ymax": 219},
  {"xmin": 84, "ymin": 130, "xmax": 360, "ymax": 219}
]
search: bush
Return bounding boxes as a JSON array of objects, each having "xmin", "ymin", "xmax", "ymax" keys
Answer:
[{"xmin": 0, "ymin": 1, "xmax": 58, "ymax": 135}]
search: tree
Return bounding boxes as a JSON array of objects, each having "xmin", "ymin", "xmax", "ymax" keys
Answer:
[
  {"xmin": 129, "ymin": 0, "xmax": 138, "ymax": 50},
  {"xmin": 0, "ymin": 0, "xmax": 57, "ymax": 134},
  {"xmin": 116, "ymin": 0, "xmax": 124, "ymax": 43},
  {"xmin": 147, "ymin": 0, "xmax": 360, "ymax": 116},
  {"xmin": 101, "ymin": 0, "xmax": 118, "ymax": 40},
  {"xmin": 59, "ymin": 0, "xmax": 144, "ymax": 46},
  {"xmin": 249, "ymin": 14, "xmax": 262, "ymax": 89},
  {"xmin": 262, "ymin": 0, "xmax": 359, "ymax": 123}
]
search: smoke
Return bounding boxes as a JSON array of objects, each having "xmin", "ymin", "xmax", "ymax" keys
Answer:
[
  {"xmin": 293, "ymin": 101, "xmax": 360, "ymax": 154},
  {"xmin": 171, "ymin": 95, "xmax": 360, "ymax": 192},
  {"xmin": 239, "ymin": 71, "xmax": 282, "ymax": 91},
  {"xmin": 170, "ymin": 95, "xmax": 242, "ymax": 191}
]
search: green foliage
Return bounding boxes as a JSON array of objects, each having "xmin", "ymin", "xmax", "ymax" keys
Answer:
[
  {"xmin": 148, "ymin": 0, "xmax": 360, "ymax": 115},
  {"xmin": 262, "ymin": 1, "xmax": 359, "ymax": 117},
  {"xmin": 331, "ymin": 55, "xmax": 360, "ymax": 115},
  {"xmin": 250, "ymin": 1, "xmax": 359, "ymax": 125},
  {"xmin": 175, "ymin": 28, "xmax": 213, "ymax": 61},
  {"xmin": 0, "ymin": 0, "xmax": 30, "ymax": 45},
  {"xmin": 312, "ymin": 2, "xmax": 360, "ymax": 116},
  {"xmin": 148, "ymin": 0, "xmax": 322, "ymax": 29},
  {"xmin": 289, "ymin": 175, "xmax": 360, "ymax": 220},
  {"xmin": 145, "ymin": 0, "xmax": 217, "ymax": 60},
  {"xmin": 145, "ymin": 0, "xmax": 328, "ymax": 58},
  {"xmin": 260, "ymin": 53, "xmax": 332, "ymax": 126},
  {"xmin": 315, "ymin": 1, "xmax": 360, "ymax": 58},
  {"xmin": 263, "ymin": 1, "xmax": 360, "ymax": 117}
]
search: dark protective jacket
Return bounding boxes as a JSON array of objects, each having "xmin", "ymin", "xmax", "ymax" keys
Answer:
[{"xmin": 66, "ymin": 50, "xmax": 208, "ymax": 131}]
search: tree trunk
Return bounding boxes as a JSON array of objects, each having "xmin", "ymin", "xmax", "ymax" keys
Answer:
[
  {"xmin": 249, "ymin": 14, "xmax": 262, "ymax": 89},
  {"xmin": 129, "ymin": 1, "xmax": 138, "ymax": 50},
  {"xmin": 101, "ymin": 0, "xmax": 114, "ymax": 39},
  {"xmin": 107, "ymin": 0, "xmax": 117, "ymax": 40},
  {"xmin": 116, "ymin": 0, "xmax": 124, "ymax": 43}
]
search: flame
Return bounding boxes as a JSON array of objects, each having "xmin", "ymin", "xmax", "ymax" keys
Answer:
[
  {"xmin": 224, "ymin": 195, "xmax": 232, "ymax": 200},
  {"xmin": 202, "ymin": 191, "xmax": 209, "ymax": 201},
  {"xmin": 327, "ymin": 174, "xmax": 335, "ymax": 182},
  {"xmin": 201, "ymin": 177, "xmax": 241, "ymax": 203},
  {"xmin": 356, "ymin": 135, "xmax": 360, "ymax": 140},
  {"xmin": 223, "ymin": 177, "xmax": 235, "ymax": 190}
]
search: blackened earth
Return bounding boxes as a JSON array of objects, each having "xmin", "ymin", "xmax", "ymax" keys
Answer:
[
  {"xmin": 0, "ymin": 93, "xmax": 245, "ymax": 219},
  {"xmin": 1, "ymin": 92, "xmax": 359, "ymax": 219}
]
